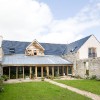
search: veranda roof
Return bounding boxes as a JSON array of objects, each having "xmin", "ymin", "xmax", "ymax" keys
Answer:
[{"xmin": 2, "ymin": 54, "xmax": 72, "ymax": 66}]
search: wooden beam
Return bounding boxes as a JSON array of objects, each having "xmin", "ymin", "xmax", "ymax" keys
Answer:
[
  {"xmin": 46, "ymin": 66, "xmax": 49, "ymax": 76},
  {"xmin": 66, "ymin": 66, "xmax": 68, "ymax": 75},
  {"xmin": 23, "ymin": 66, "xmax": 24, "ymax": 79},
  {"xmin": 41, "ymin": 66, "xmax": 43, "ymax": 78},
  {"xmin": 9, "ymin": 67, "xmax": 10, "ymax": 79},
  {"xmin": 35, "ymin": 66, "xmax": 37, "ymax": 78},
  {"xmin": 16, "ymin": 67, "xmax": 18, "ymax": 79},
  {"xmin": 52, "ymin": 66, "xmax": 54, "ymax": 77}
]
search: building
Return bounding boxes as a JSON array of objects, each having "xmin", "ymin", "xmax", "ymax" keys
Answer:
[
  {"xmin": 0, "ymin": 34, "xmax": 100, "ymax": 79},
  {"xmin": 63, "ymin": 34, "xmax": 100, "ymax": 78}
]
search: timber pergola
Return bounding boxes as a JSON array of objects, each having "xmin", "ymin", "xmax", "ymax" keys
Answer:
[
  {"xmin": 2, "ymin": 54, "xmax": 73, "ymax": 79},
  {"xmin": 2, "ymin": 64, "xmax": 73, "ymax": 79}
]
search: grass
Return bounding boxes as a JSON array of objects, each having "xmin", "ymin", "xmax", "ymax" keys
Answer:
[
  {"xmin": 56, "ymin": 80, "xmax": 100, "ymax": 95},
  {"xmin": 0, "ymin": 82, "xmax": 91, "ymax": 100}
]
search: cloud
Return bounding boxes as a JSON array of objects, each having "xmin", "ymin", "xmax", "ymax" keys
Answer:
[
  {"xmin": 0, "ymin": 0, "xmax": 53, "ymax": 41},
  {"xmin": 0, "ymin": 0, "xmax": 100, "ymax": 43}
]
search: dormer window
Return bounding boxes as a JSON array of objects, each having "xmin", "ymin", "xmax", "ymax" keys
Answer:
[
  {"xmin": 9, "ymin": 48, "xmax": 15, "ymax": 54},
  {"xmin": 25, "ymin": 39, "xmax": 45, "ymax": 56}
]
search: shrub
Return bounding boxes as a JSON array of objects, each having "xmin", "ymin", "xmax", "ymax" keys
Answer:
[
  {"xmin": 2, "ymin": 75, "xmax": 9, "ymax": 81},
  {"xmin": 90, "ymin": 75, "xmax": 96, "ymax": 80},
  {"xmin": 41, "ymin": 77, "xmax": 45, "ymax": 81},
  {"xmin": 96, "ymin": 75, "xmax": 100, "ymax": 81},
  {"xmin": 0, "ymin": 77, "xmax": 4, "ymax": 92}
]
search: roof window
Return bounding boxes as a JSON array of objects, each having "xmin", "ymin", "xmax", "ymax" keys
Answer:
[{"xmin": 9, "ymin": 48, "xmax": 15, "ymax": 54}]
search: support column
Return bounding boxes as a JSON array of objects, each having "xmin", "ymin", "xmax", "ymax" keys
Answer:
[
  {"xmin": 46, "ymin": 66, "xmax": 49, "ymax": 76},
  {"xmin": 16, "ymin": 67, "xmax": 18, "ymax": 79},
  {"xmin": 57, "ymin": 66, "xmax": 59, "ymax": 76},
  {"xmin": 52, "ymin": 66, "xmax": 54, "ymax": 77},
  {"xmin": 23, "ymin": 66, "xmax": 24, "ymax": 79},
  {"xmin": 72, "ymin": 66, "xmax": 74, "ymax": 76},
  {"xmin": 30, "ymin": 66, "xmax": 32, "ymax": 79},
  {"xmin": 62, "ymin": 66, "xmax": 64, "ymax": 76},
  {"xmin": 35, "ymin": 66, "xmax": 37, "ymax": 78},
  {"xmin": 66, "ymin": 66, "xmax": 68, "ymax": 75},
  {"xmin": 41, "ymin": 66, "xmax": 43, "ymax": 77},
  {"xmin": 9, "ymin": 67, "xmax": 10, "ymax": 79}
]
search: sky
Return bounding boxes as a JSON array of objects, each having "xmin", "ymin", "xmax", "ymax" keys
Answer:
[{"xmin": 0, "ymin": 0, "xmax": 100, "ymax": 44}]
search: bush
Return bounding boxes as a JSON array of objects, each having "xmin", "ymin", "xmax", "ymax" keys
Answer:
[
  {"xmin": 90, "ymin": 75, "xmax": 96, "ymax": 80},
  {"xmin": 96, "ymin": 75, "xmax": 100, "ymax": 81},
  {"xmin": 41, "ymin": 77, "xmax": 45, "ymax": 81},
  {"xmin": 1, "ymin": 75, "xmax": 9, "ymax": 81},
  {"xmin": 0, "ymin": 77, "xmax": 4, "ymax": 92}
]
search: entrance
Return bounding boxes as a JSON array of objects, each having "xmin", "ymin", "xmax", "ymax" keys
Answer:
[{"xmin": 68, "ymin": 66, "xmax": 72, "ymax": 75}]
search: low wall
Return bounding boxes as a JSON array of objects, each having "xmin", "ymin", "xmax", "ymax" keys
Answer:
[{"xmin": 63, "ymin": 53, "xmax": 100, "ymax": 78}]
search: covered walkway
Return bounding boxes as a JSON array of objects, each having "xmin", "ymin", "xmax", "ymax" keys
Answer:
[{"xmin": 2, "ymin": 54, "xmax": 73, "ymax": 79}]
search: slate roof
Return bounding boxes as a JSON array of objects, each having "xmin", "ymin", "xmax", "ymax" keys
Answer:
[
  {"xmin": 62, "ymin": 35, "xmax": 91, "ymax": 54},
  {"xmin": 2, "ymin": 54, "xmax": 72, "ymax": 66},
  {"xmin": 2, "ymin": 35, "xmax": 91, "ymax": 55},
  {"xmin": 2, "ymin": 40, "xmax": 67, "ymax": 55}
]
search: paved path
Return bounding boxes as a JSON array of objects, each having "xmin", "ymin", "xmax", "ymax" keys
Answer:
[
  {"xmin": 45, "ymin": 79, "xmax": 100, "ymax": 100},
  {"xmin": 4, "ymin": 79, "xmax": 41, "ymax": 84}
]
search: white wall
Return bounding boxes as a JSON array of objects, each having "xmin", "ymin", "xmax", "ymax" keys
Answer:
[
  {"xmin": 0, "ymin": 36, "xmax": 3, "ymax": 47},
  {"xmin": 78, "ymin": 35, "xmax": 100, "ymax": 59}
]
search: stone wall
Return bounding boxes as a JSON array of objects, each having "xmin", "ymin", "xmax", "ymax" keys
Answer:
[
  {"xmin": 63, "ymin": 53, "xmax": 100, "ymax": 78},
  {"xmin": 62, "ymin": 52, "xmax": 79, "ymax": 76},
  {"xmin": 62, "ymin": 52, "xmax": 79, "ymax": 63},
  {"xmin": 76, "ymin": 58, "xmax": 100, "ymax": 78}
]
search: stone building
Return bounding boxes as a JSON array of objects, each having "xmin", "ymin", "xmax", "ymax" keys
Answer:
[
  {"xmin": 0, "ymin": 34, "xmax": 100, "ymax": 79},
  {"xmin": 63, "ymin": 34, "xmax": 100, "ymax": 78}
]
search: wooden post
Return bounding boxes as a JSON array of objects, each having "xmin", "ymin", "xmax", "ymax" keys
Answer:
[
  {"xmin": 46, "ymin": 66, "xmax": 49, "ymax": 76},
  {"xmin": 23, "ymin": 66, "xmax": 24, "ymax": 79},
  {"xmin": 9, "ymin": 67, "xmax": 10, "ymax": 79},
  {"xmin": 72, "ymin": 66, "xmax": 74, "ymax": 76},
  {"xmin": 57, "ymin": 66, "xmax": 59, "ymax": 76},
  {"xmin": 16, "ymin": 67, "xmax": 18, "ymax": 79},
  {"xmin": 67, "ymin": 66, "xmax": 68, "ymax": 75},
  {"xmin": 52, "ymin": 66, "xmax": 54, "ymax": 77},
  {"xmin": 62, "ymin": 66, "xmax": 64, "ymax": 76},
  {"xmin": 41, "ymin": 66, "xmax": 43, "ymax": 77},
  {"xmin": 35, "ymin": 66, "xmax": 37, "ymax": 78},
  {"xmin": 30, "ymin": 66, "xmax": 32, "ymax": 79}
]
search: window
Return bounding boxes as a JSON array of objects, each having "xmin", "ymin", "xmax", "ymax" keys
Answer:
[
  {"xmin": 34, "ymin": 52, "xmax": 37, "ymax": 55},
  {"xmin": 86, "ymin": 70, "xmax": 89, "ymax": 76},
  {"xmin": 9, "ymin": 48, "xmax": 15, "ymax": 54},
  {"xmin": 84, "ymin": 62, "xmax": 89, "ymax": 70},
  {"xmin": 88, "ymin": 47, "xmax": 97, "ymax": 58}
]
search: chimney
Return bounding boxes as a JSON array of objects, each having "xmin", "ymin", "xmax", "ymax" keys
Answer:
[{"xmin": 0, "ymin": 36, "xmax": 3, "ymax": 47}]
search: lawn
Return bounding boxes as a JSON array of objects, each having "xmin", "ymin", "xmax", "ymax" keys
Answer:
[
  {"xmin": 56, "ymin": 80, "xmax": 100, "ymax": 95},
  {"xmin": 0, "ymin": 82, "xmax": 91, "ymax": 100}
]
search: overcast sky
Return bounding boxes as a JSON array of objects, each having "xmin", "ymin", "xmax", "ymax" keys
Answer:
[{"xmin": 0, "ymin": 0, "xmax": 100, "ymax": 44}]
